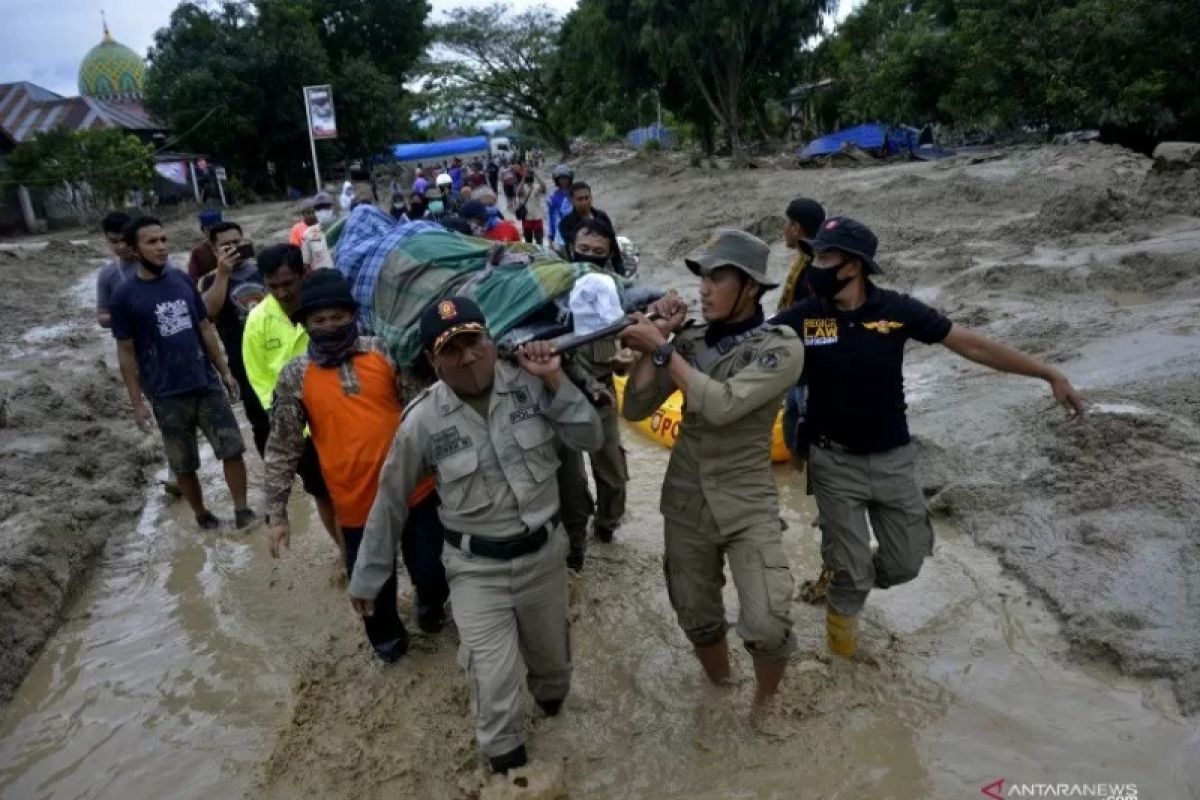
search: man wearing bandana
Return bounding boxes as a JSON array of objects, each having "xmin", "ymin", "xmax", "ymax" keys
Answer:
[
  {"xmin": 262, "ymin": 270, "xmax": 450, "ymax": 660},
  {"xmin": 350, "ymin": 296, "xmax": 603, "ymax": 774}
]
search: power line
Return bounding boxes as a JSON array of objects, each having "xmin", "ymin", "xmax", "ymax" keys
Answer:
[{"xmin": 1, "ymin": 104, "xmax": 224, "ymax": 188}]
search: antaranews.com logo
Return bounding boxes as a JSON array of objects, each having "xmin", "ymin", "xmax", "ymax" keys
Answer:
[{"xmin": 982, "ymin": 778, "xmax": 1138, "ymax": 799}]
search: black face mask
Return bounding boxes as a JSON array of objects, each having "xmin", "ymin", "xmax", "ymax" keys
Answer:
[
  {"xmin": 308, "ymin": 321, "xmax": 359, "ymax": 367},
  {"xmin": 574, "ymin": 252, "xmax": 610, "ymax": 269},
  {"xmin": 808, "ymin": 262, "xmax": 854, "ymax": 300},
  {"xmin": 140, "ymin": 257, "xmax": 166, "ymax": 276}
]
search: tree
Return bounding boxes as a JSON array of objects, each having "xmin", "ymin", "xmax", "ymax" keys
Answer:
[
  {"xmin": 821, "ymin": 0, "xmax": 1200, "ymax": 151},
  {"xmin": 5, "ymin": 129, "xmax": 155, "ymax": 224},
  {"xmin": 310, "ymin": 0, "xmax": 431, "ymax": 78},
  {"xmin": 429, "ymin": 4, "xmax": 575, "ymax": 159},
  {"xmin": 632, "ymin": 0, "xmax": 834, "ymax": 162},
  {"xmin": 145, "ymin": 0, "xmax": 429, "ymax": 191}
]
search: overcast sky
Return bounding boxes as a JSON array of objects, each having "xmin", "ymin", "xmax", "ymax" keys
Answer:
[{"xmin": 0, "ymin": 0, "xmax": 861, "ymax": 97}]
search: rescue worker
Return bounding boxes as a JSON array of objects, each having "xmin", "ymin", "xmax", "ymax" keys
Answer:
[
  {"xmin": 349, "ymin": 297, "xmax": 603, "ymax": 773},
  {"xmin": 264, "ymin": 271, "xmax": 450, "ymax": 658},
  {"xmin": 620, "ymin": 230, "xmax": 804, "ymax": 706},
  {"xmin": 773, "ymin": 217, "xmax": 1086, "ymax": 657},
  {"xmin": 559, "ymin": 218, "xmax": 630, "ymax": 570}
]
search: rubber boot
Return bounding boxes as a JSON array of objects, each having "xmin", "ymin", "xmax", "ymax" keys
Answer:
[
  {"xmin": 694, "ymin": 637, "xmax": 732, "ymax": 686},
  {"xmin": 826, "ymin": 608, "xmax": 858, "ymax": 659}
]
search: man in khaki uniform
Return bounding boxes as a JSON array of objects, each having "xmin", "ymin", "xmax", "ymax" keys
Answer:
[
  {"xmin": 621, "ymin": 230, "xmax": 804, "ymax": 706},
  {"xmin": 349, "ymin": 296, "xmax": 603, "ymax": 774},
  {"xmin": 558, "ymin": 218, "xmax": 630, "ymax": 570}
]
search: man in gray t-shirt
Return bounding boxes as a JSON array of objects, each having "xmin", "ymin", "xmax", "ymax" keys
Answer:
[{"xmin": 97, "ymin": 211, "xmax": 139, "ymax": 329}]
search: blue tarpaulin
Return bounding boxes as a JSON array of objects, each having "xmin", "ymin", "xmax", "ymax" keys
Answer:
[
  {"xmin": 626, "ymin": 125, "xmax": 676, "ymax": 150},
  {"xmin": 799, "ymin": 123, "xmax": 919, "ymax": 160},
  {"xmin": 391, "ymin": 136, "xmax": 489, "ymax": 162}
]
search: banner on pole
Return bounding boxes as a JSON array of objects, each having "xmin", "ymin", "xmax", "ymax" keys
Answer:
[{"xmin": 304, "ymin": 85, "xmax": 338, "ymax": 140}]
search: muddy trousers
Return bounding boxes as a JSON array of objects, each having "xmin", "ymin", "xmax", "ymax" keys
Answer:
[
  {"xmin": 341, "ymin": 526, "xmax": 407, "ymax": 659},
  {"xmin": 663, "ymin": 502, "xmax": 796, "ymax": 662},
  {"xmin": 809, "ymin": 442, "xmax": 934, "ymax": 617},
  {"xmin": 231, "ymin": 359, "xmax": 271, "ymax": 456},
  {"xmin": 558, "ymin": 407, "xmax": 628, "ymax": 558},
  {"xmin": 341, "ymin": 496, "xmax": 450, "ymax": 658},
  {"xmin": 443, "ymin": 528, "xmax": 571, "ymax": 759}
]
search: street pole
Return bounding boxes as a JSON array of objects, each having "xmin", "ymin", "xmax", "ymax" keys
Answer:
[
  {"xmin": 302, "ymin": 88, "xmax": 322, "ymax": 193},
  {"xmin": 188, "ymin": 160, "xmax": 201, "ymax": 203}
]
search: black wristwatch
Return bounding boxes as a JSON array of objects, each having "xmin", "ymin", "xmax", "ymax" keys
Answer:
[{"xmin": 651, "ymin": 341, "xmax": 675, "ymax": 368}]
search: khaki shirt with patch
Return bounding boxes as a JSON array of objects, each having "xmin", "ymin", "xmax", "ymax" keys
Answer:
[
  {"xmin": 350, "ymin": 360, "xmax": 604, "ymax": 598},
  {"xmin": 623, "ymin": 322, "xmax": 804, "ymax": 531}
]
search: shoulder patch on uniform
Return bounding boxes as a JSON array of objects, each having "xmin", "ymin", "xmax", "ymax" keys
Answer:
[
  {"xmin": 758, "ymin": 347, "xmax": 788, "ymax": 370},
  {"xmin": 737, "ymin": 347, "xmax": 758, "ymax": 367}
]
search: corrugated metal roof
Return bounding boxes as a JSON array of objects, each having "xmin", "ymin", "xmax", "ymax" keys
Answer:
[{"xmin": 0, "ymin": 81, "xmax": 163, "ymax": 144}]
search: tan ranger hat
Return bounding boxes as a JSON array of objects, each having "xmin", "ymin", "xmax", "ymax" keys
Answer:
[{"xmin": 684, "ymin": 229, "xmax": 778, "ymax": 289}]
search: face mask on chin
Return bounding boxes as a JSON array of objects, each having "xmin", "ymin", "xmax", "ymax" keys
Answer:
[
  {"xmin": 437, "ymin": 345, "xmax": 497, "ymax": 398},
  {"xmin": 140, "ymin": 257, "xmax": 166, "ymax": 276}
]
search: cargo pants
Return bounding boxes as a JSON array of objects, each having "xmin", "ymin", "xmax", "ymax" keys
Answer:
[
  {"xmin": 558, "ymin": 405, "xmax": 628, "ymax": 559},
  {"xmin": 441, "ymin": 526, "xmax": 572, "ymax": 759},
  {"xmin": 809, "ymin": 442, "xmax": 935, "ymax": 616},
  {"xmin": 663, "ymin": 500, "xmax": 796, "ymax": 662}
]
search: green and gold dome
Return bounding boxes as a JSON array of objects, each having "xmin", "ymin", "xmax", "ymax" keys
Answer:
[{"xmin": 78, "ymin": 23, "xmax": 145, "ymax": 101}]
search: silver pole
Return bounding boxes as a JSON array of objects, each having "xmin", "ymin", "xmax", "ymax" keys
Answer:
[{"xmin": 303, "ymin": 88, "xmax": 321, "ymax": 193}]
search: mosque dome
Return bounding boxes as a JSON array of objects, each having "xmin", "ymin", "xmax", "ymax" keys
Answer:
[{"xmin": 78, "ymin": 23, "xmax": 145, "ymax": 100}]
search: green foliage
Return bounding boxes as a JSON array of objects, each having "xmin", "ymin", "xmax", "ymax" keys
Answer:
[
  {"xmin": 6, "ymin": 128, "xmax": 154, "ymax": 221},
  {"xmin": 821, "ymin": 0, "xmax": 1200, "ymax": 149},
  {"xmin": 427, "ymin": 4, "xmax": 574, "ymax": 158},
  {"xmin": 144, "ymin": 0, "xmax": 428, "ymax": 191}
]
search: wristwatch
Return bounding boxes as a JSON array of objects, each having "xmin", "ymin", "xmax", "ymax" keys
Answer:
[{"xmin": 651, "ymin": 341, "xmax": 675, "ymax": 368}]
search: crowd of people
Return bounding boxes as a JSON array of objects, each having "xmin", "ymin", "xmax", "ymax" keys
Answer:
[{"xmin": 94, "ymin": 165, "xmax": 1086, "ymax": 777}]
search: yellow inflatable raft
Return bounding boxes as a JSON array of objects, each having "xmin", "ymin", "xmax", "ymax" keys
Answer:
[{"xmin": 611, "ymin": 373, "xmax": 790, "ymax": 463}]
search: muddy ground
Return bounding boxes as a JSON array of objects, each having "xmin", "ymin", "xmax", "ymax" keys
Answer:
[
  {"xmin": 0, "ymin": 202, "xmax": 297, "ymax": 705},
  {"xmin": 0, "ymin": 145, "xmax": 1198, "ymax": 799},
  {"xmin": 592, "ymin": 144, "xmax": 1200, "ymax": 711}
]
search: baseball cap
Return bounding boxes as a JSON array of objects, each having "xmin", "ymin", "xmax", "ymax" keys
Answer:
[
  {"xmin": 290, "ymin": 269, "xmax": 359, "ymax": 324},
  {"xmin": 198, "ymin": 209, "xmax": 223, "ymax": 228},
  {"xmin": 685, "ymin": 229, "xmax": 778, "ymax": 289},
  {"xmin": 808, "ymin": 216, "xmax": 882, "ymax": 274},
  {"xmin": 312, "ymin": 191, "xmax": 334, "ymax": 209},
  {"xmin": 420, "ymin": 296, "xmax": 488, "ymax": 355}
]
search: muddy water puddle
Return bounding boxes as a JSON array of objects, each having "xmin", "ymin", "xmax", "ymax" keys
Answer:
[
  {"xmin": 0, "ymin": 466, "xmax": 296, "ymax": 800},
  {"xmin": 1, "ymin": 424, "xmax": 1194, "ymax": 799}
]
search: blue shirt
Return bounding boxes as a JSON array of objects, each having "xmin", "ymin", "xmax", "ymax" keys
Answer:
[
  {"xmin": 449, "ymin": 166, "xmax": 464, "ymax": 192},
  {"xmin": 109, "ymin": 267, "xmax": 218, "ymax": 399},
  {"xmin": 547, "ymin": 188, "xmax": 574, "ymax": 245}
]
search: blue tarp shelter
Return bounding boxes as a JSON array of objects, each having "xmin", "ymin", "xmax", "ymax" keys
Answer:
[
  {"xmin": 799, "ymin": 123, "xmax": 919, "ymax": 160},
  {"xmin": 627, "ymin": 125, "xmax": 676, "ymax": 150},
  {"xmin": 391, "ymin": 136, "xmax": 489, "ymax": 162}
]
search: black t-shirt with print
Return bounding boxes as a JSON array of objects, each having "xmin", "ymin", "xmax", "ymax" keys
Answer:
[
  {"xmin": 773, "ymin": 284, "xmax": 953, "ymax": 454},
  {"xmin": 198, "ymin": 261, "xmax": 265, "ymax": 373}
]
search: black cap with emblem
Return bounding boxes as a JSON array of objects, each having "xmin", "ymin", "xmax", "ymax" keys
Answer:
[
  {"xmin": 808, "ymin": 216, "xmax": 883, "ymax": 274},
  {"xmin": 420, "ymin": 296, "xmax": 489, "ymax": 354}
]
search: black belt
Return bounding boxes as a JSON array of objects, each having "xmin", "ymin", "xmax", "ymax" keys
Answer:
[
  {"xmin": 444, "ymin": 513, "xmax": 560, "ymax": 560},
  {"xmin": 812, "ymin": 435, "xmax": 870, "ymax": 456}
]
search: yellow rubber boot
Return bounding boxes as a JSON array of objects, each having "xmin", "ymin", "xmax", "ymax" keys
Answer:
[{"xmin": 826, "ymin": 609, "xmax": 858, "ymax": 659}]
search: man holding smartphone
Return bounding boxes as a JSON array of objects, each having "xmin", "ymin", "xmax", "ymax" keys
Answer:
[{"xmin": 199, "ymin": 221, "xmax": 270, "ymax": 453}]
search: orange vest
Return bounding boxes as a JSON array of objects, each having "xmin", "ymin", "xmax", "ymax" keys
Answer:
[{"xmin": 301, "ymin": 351, "xmax": 434, "ymax": 527}]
